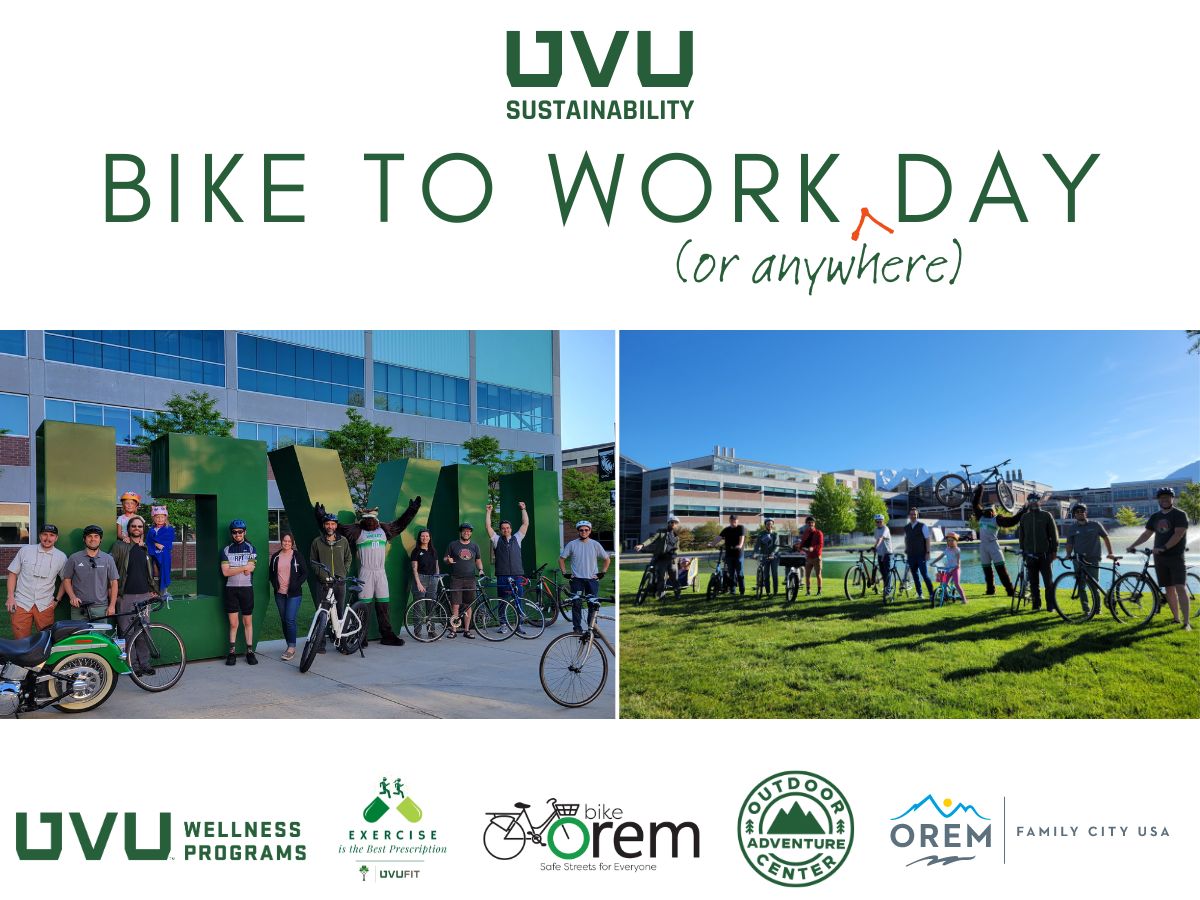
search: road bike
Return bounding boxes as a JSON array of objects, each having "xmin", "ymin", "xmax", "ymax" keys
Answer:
[
  {"xmin": 404, "ymin": 573, "xmax": 450, "ymax": 643},
  {"xmin": 445, "ymin": 576, "xmax": 519, "ymax": 642},
  {"xmin": 495, "ymin": 574, "xmax": 546, "ymax": 639},
  {"xmin": 299, "ymin": 562, "xmax": 369, "ymax": 672},
  {"xmin": 931, "ymin": 566, "xmax": 964, "ymax": 607},
  {"xmin": 780, "ymin": 552, "xmax": 806, "ymax": 602},
  {"xmin": 843, "ymin": 549, "xmax": 909, "ymax": 602},
  {"xmin": 532, "ymin": 563, "xmax": 569, "ymax": 626},
  {"xmin": 934, "ymin": 458, "xmax": 1015, "ymax": 511},
  {"xmin": 1051, "ymin": 554, "xmax": 1121, "ymax": 623},
  {"xmin": 483, "ymin": 798, "xmax": 585, "ymax": 860},
  {"xmin": 86, "ymin": 597, "xmax": 186, "ymax": 691},
  {"xmin": 539, "ymin": 594, "xmax": 614, "ymax": 708},
  {"xmin": 1108, "ymin": 549, "xmax": 1200, "ymax": 626}
]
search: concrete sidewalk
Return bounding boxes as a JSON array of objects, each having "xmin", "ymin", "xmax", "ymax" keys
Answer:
[{"xmin": 32, "ymin": 618, "xmax": 615, "ymax": 719}]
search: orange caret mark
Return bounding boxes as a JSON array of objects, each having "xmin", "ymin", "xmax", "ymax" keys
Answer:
[{"xmin": 850, "ymin": 207, "xmax": 895, "ymax": 241}]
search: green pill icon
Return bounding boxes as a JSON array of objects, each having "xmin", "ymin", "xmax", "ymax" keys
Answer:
[
  {"xmin": 396, "ymin": 796, "xmax": 423, "ymax": 823},
  {"xmin": 363, "ymin": 796, "xmax": 389, "ymax": 823}
]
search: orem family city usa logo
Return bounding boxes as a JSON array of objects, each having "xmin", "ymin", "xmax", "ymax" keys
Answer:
[
  {"xmin": 348, "ymin": 776, "xmax": 443, "ymax": 883},
  {"xmin": 738, "ymin": 771, "xmax": 854, "ymax": 887},
  {"xmin": 482, "ymin": 796, "xmax": 700, "ymax": 875},
  {"xmin": 888, "ymin": 793, "xmax": 992, "ymax": 867}
]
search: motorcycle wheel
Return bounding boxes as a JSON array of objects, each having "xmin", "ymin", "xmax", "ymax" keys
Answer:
[{"xmin": 48, "ymin": 651, "xmax": 118, "ymax": 713}]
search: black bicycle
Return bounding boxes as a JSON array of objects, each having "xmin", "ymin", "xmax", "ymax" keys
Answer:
[
  {"xmin": 706, "ymin": 551, "xmax": 738, "ymax": 600},
  {"xmin": 843, "ymin": 549, "xmax": 908, "ymax": 602},
  {"xmin": 1051, "ymin": 554, "xmax": 1121, "ymax": 623},
  {"xmin": 1109, "ymin": 549, "xmax": 1200, "ymax": 626},
  {"xmin": 635, "ymin": 556, "xmax": 679, "ymax": 605},
  {"xmin": 86, "ymin": 597, "xmax": 186, "ymax": 692},
  {"xmin": 934, "ymin": 458, "xmax": 1015, "ymax": 511},
  {"xmin": 780, "ymin": 552, "xmax": 806, "ymax": 602},
  {"xmin": 1007, "ymin": 547, "xmax": 1032, "ymax": 612},
  {"xmin": 754, "ymin": 550, "xmax": 778, "ymax": 599}
]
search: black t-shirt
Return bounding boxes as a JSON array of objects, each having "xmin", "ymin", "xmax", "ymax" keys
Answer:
[
  {"xmin": 411, "ymin": 546, "xmax": 439, "ymax": 575},
  {"xmin": 124, "ymin": 544, "xmax": 152, "ymax": 595},
  {"xmin": 720, "ymin": 524, "xmax": 745, "ymax": 551},
  {"xmin": 1147, "ymin": 508, "xmax": 1188, "ymax": 556}
]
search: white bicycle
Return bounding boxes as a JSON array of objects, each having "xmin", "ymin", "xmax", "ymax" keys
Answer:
[{"xmin": 299, "ymin": 561, "xmax": 369, "ymax": 673}]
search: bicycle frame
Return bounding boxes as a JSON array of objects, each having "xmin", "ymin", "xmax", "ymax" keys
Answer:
[{"xmin": 309, "ymin": 578, "xmax": 363, "ymax": 644}]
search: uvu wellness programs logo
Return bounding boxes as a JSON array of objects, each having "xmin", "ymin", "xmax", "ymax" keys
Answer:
[{"xmin": 738, "ymin": 772, "xmax": 854, "ymax": 887}]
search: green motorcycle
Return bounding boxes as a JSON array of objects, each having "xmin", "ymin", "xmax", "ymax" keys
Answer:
[{"xmin": 1, "ymin": 618, "xmax": 130, "ymax": 715}]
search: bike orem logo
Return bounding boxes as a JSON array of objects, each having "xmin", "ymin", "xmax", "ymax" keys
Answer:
[
  {"xmin": 889, "ymin": 793, "xmax": 992, "ymax": 868},
  {"xmin": 738, "ymin": 771, "xmax": 853, "ymax": 887}
]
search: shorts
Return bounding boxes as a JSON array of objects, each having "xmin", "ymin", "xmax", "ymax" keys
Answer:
[
  {"xmin": 804, "ymin": 555, "xmax": 821, "ymax": 570},
  {"xmin": 448, "ymin": 576, "xmax": 476, "ymax": 608},
  {"xmin": 978, "ymin": 542, "xmax": 1004, "ymax": 565},
  {"xmin": 223, "ymin": 586, "xmax": 255, "ymax": 616},
  {"xmin": 1154, "ymin": 553, "xmax": 1187, "ymax": 588},
  {"xmin": 8, "ymin": 604, "xmax": 56, "ymax": 640},
  {"xmin": 357, "ymin": 567, "xmax": 390, "ymax": 601}
]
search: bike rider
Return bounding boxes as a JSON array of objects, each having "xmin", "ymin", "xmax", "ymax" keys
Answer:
[
  {"xmin": 219, "ymin": 519, "xmax": 257, "ymax": 666},
  {"xmin": 1127, "ymin": 486, "xmax": 1191, "ymax": 630},
  {"xmin": 1064, "ymin": 502, "xmax": 1118, "ymax": 615},
  {"xmin": 1014, "ymin": 491, "xmax": 1059, "ymax": 612},
  {"xmin": 753, "ymin": 517, "xmax": 780, "ymax": 596},
  {"xmin": 798, "ymin": 515, "xmax": 824, "ymax": 595},
  {"xmin": 313, "ymin": 497, "xmax": 422, "ymax": 648},
  {"xmin": 445, "ymin": 522, "xmax": 484, "ymax": 639},
  {"xmin": 711, "ymin": 514, "xmax": 746, "ymax": 596},
  {"xmin": 310, "ymin": 512, "xmax": 353, "ymax": 653},
  {"xmin": 559, "ymin": 520, "xmax": 611, "ymax": 633},
  {"xmin": 635, "ymin": 516, "xmax": 682, "ymax": 601},
  {"xmin": 903, "ymin": 508, "xmax": 934, "ymax": 600},
  {"xmin": 971, "ymin": 484, "xmax": 1018, "ymax": 597},
  {"xmin": 871, "ymin": 513, "xmax": 894, "ymax": 600}
]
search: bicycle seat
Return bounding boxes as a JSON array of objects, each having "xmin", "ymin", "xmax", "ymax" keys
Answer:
[
  {"xmin": 514, "ymin": 802, "xmax": 531, "ymax": 809},
  {"xmin": 959, "ymin": 463, "xmax": 971, "ymax": 469}
]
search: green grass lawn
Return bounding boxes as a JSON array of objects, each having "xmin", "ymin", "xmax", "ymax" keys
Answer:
[{"xmin": 618, "ymin": 567, "xmax": 1199, "ymax": 719}]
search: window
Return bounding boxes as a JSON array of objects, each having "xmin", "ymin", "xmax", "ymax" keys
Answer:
[
  {"xmin": 0, "ymin": 502, "xmax": 30, "ymax": 545},
  {"xmin": 44, "ymin": 399, "xmax": 157, "ymax": 445},
  {"xmin": 476, "ymin": 381, "xmax": 554, "ymax": 433},
  {"xmin": 237, "ymin": 333, "xmax": 364, "ymax": 407},
  {"xmin": 649, "ymin": 478, "xmax": 669, "ymax": 491},
  {"xmin": 673, "ymin": 505, "xmax": 720, "ymax": 515},
  {"xmin": 763, "ymin": 486, "xmax": 797, "ymax": 498},
  {"xmin": 650, "ymin": 505, "xmax": 669, "ymax": 518},
  {"xmin": 723, "ymin": 507, "xmax": 761, "ymax": 516},
  {"xmin": 374, "ymin": 362, "xmax": 469, "ymax": 423},
  {"xmin": 268, "ymin": 509, "xmax": 292, "ymax": 542},
  {"xmin": 44, "ymin": 331, "xmax": 224, "ymax": 386},
  {"xmin": 723, "ymin": 482, "xmax": 761, "ymax": 493},
  {"xmin": 0, "ymin": 392, "xmax": 29, "ymax": 436},
  {"xmin": 0, "ymin": 331, "xmax": 26, "ymax": 356},
  {"xmin": 674, "ymin": 478, "xmax": 720, "ymax": 492},
  {"xmin": 237, "ymin": 421, "xmax": 328, "ymax": 451}
]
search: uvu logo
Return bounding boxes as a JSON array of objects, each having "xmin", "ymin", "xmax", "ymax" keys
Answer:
[
  {"xmin": 889, "ymin": 794, "xmax": 992, "ymax": 867},
  {"xmin": 506, "ymin": 31, "xmax": 693, "ymax": 87},
  {"xmin": 15, "ymin": 812, "xmax": 170, "ymax": 860}
]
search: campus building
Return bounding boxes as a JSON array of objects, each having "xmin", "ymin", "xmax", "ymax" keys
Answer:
[
  {"xmin": 1057, "ymin": 475, "xmax": 1196, "ymax": 522},
  {"xmin": 561, "ymin": 443, "xmax": 616, "ymax": 548},
  {"xmin": 0, "ymin": 330, "xmax": 560, "ymax": 566}
]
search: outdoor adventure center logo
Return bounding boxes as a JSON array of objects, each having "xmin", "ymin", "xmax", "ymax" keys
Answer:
[
  {"xmin": 344, "ymin": 775, "xmax": 444, "ymax": 884},
  {"xmin": 888, "ymin": 793, "xmax": 992, "ymax": 868},
  {"xmin": 482, "ymin": 795, "xmax": 699, "ymax": 875},
  {"xmin": 738, "ymin": 771, "xmax": 853, "ymax": 887}
]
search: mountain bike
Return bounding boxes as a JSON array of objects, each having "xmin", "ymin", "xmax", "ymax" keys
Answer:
[
  {"xmin": 780, "ymin": 552, "xmax": 806, "ymax": 602},
  {"xmin": 1108, "ymin": 548, "xmax": 1200, "ymax": 626},
  {"xmin": 843, "ymin": 549, "xmax": 906, "ymax": 601},
  {"xmin": 539, "ymin": 594, "xmax": 613, "ymax": 708},
  {"xmin": 299, "ymin": 562, "xmax": 369, "ymax": 672},
  {"xmin": 1051, "ymin": 554, "xmax": 1121, "ymax": 623},
  {"xmin": 706, "ymin": 551, "xmax": 736, "ymax": 600},
  {"xmin": 754, "ymin": 550, "xmax": 778, "ymax": 599},
  {"xmin": 483, "ymin": 798, "xmax": 585, "ymax": 860},
  {"xmin": 404, "ymin": 573, "xmax": 450, "ymax": 643},
  {"xmin": 934, "ymin": 458, "xmax": 1015, "ymax": 510},
  {"xmin": 931, "ymin": 566, "xmax": 964, "ymax": 607},
  {"xmin": 634, "ymin": 557, "xmax": 678, "ymax": 605},
  {"xmin": 85, "ymin": 597, "xmax": 186, "ymax": 691}
]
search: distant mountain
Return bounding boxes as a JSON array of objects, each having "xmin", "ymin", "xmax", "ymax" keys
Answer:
[
  {"xmin": 1163, "ymin": 460, "xmax": 1200, "ymax": 482},
  {"xmin": 767, "ymin": 802, "xmax": 825, "ymax": 834},
  {"xmin": 876, "ymin": 468, "xmax": 937, "ymax": 490},
  {"xmin": 890, "ymin": 794, "xmax": 990, "ymax": 821}
]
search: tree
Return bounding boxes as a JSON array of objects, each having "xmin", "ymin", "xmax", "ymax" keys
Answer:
[
  {"xmin": 675, "ymin": 526, "xmax": 697, "ymax": 551},
  {"xmin": 1187, "ymin": 330, "xmax": 1200, "ymax": 354},
  {"xmin": 1115, "ymin": 506, "xmax": 1146, "ymax": 528},
  {"xmin": 1177, "ymin": 482, "xmax": 1200, "ymax": 524},
  {"xmin": 322, "ymin": 409, "xmax": 413, "ymax": 509},
  {"xmin": 853, "ymin": 479, "xmax": 888, "ymax": 534},
  {"xmin": 810, "ymin": 474, "xmax": 855, "ymax": 537},
  {"xmin": 560, "ymin": 469, "xmax": 614, "ymax": 533},
  {"xmin": 462, "ymin": 435, "xmax": 539, "ymax": 514},
  {"xmin": 133, "ymin": 390, "xmax": 234, "ymax": 578}
]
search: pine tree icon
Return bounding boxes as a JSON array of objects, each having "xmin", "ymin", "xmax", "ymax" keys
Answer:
[
  {"xmin": 745, "ymin": 820, "xmax": 755, "ymax": 834},
  {"xmin": 836, "ymin": 820, "xmax": 845, "ymax": 834}
]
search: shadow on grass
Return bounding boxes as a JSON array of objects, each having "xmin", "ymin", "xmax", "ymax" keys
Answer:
[{"xmin": 943, "ymin": 625, "xmax": 1169, "ymax": 682}]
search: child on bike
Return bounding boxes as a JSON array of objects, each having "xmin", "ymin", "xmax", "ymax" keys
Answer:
[{"xmin": 932, "ymin": 532, "xmax": 965, "ymax": 603}]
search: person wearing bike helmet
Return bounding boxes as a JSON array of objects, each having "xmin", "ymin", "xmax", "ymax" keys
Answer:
[
  {"xmin": 753, "ymin": 518, "xmax": 780, "ymax": 596},
  {"xmin": 486, "ymin": 501, "xmax": 531, "ymax": 633},
  {"xmin": 1127, "ymin": 486, "xmax": 1191, "ymax": 629},
  {"xmin": 560, "ymin": 520, "xmax": 611, "ymax": 633},
  {"xmin": 445, "ymin": 522, "xmax": 483, "ymax": 638},
  {"xmin": 220, "ymin": 518, "xmax": 258, "ymax": 665},
  {"xmin": 972, "ymin": 484, "xmax": 1022, "ymax": 597},
  {"xmin": 309, "ymin": 512, "xmax": 353, "ymax": 654},
  {"xmin": 115, "ymin": 490, "xmax": 142, "ymax": 543},
  {"xmin": 871, "ymin": 512, "xmax": 894, "ymax": 600},
  {"xmin": 313, "ymin": 496, "xmax": 422, "ymax": 648},
  {"xmin": 635, "ymin": 515, "xmax": 682, "ymax": 601},
  {"xmin": 1015, "ymin": 490, "xmax": 1059, "ymax": 612}
]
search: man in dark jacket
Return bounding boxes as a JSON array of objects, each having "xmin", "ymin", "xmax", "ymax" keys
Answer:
[
  {"xmin": 1014, "ymin": 492, "xmax": 1058, "ymax": 612},
  {"xmin": 636, "ymin": 516, "xmax": 682, "ymax": 600},
  {"xmin": 309, "ymin": 513, "xmax": 353, "ymax": 653}
]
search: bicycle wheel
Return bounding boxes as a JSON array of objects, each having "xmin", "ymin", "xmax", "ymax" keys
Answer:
[
  {"xmin": 785, "ymin": 570, "xmax": 800, "ymax": 603},
  {"xmin": 337, "ymin": 602, "xmax": 368, "ymax": 654},
  {"xmin": 892, "ymin": 561, "xmax": 911, "ymax": 600},
  {"xmin": 504, "ymin": 594, "xmax": 545, "ymax": 639},
  {"xmin": 1109, "ymin": 572, "xmax": 1159, "ymax": 626},
  {"xmin": 539, "ymin": 631, "xmax": 608, "ymax": 708},
  {"xmin": 706, "ymin": 572, "xmax": 720, "ymax": 601},
  {"xmin": 127, "ymin": 623, "xmax": 186, "ymax": 691},
  {"xmin": 537, "ymin": 578, "xmax": 561, "ymax": 627},
  {"xmin": 1011, "ymin": 569, "xmax": 1028, "ymax": 613},
  {"xmin": 1051, "ymin": 571, "xmax": 1096, "ymax": 624},
  {"xmin": 755, "ymin": 566, "xmax": 766, "ymax": 599},
  {"xmin": 47, "ymin": 652, "xmax": 118, "ymax": 713},
  {"xmin": 299, "ymin": 608, "xmax": 328, "ymax": 673},
  {"xmin": 934, "ymin": 473, "xmax": 970, "ymax": 509},
  {"xmin": 473, "ymin": 597, "xmax": 514, "ymax": 641},
  {"xmin": 843, "ymin": 565, "xmax": 867, "ymax": 600},
  {"xmin": 931, "ymin": 583, "xmax": 943, "ymax": 608},
  {"xmin": 634, "ymin": 568, "xmax": 654, "ymax": 606},
  {"xmin": 482, "ymin": 817, "xmax": 526, "ymax": 860},
  {"xmin": 405, "ymin": 598, "xmax": 449, "ymax": 643},
  {"xmin": 995, "ymin": 479, "xmax": 1016, "ymax": 511}
]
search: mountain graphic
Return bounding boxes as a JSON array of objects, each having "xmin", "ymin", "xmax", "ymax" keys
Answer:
[
  {"xmin": 890, "ymin": 794, "xmax": 989, "ymax": 821},
  {"xmin": 767, "ymin": 802, "xmax": 825, "ymax": 834}
]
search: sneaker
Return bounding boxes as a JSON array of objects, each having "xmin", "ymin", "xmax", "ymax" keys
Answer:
[
  {"xmin": 246, "ymin": 650, "xmax": 258, "ymax": 665},
  {"xmin": 225, "ymin": 652, "xmax": 236, "ymax": 666},
  {"xmin": 498, "ymin": 625, "xmax": 510, "ymax": 635},
  {"xmin": 381, "ymin": 634, "xmax": 405, "ymax": 646},
  {"xmin": 515, "ymin": 627, "xmax": 527, "ymax": 635},
  {"xmin": 573, "ymin": 628, "xmax": 584, "ymax": 635}
]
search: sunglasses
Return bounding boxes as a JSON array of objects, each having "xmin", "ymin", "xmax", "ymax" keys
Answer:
[
  {"xmin": 129, "ymin": 524, "xmax": 144, "ymax": 530},
  {"xmin": 89, "ymin": 558, "xmax": 97, "ymax": 569},
  {"xmin": 232, "ymin": 529, "xmax": 246, "ymax": 534}
]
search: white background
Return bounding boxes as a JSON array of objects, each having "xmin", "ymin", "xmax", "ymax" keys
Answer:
[{"xmin": 1, "ymin": 3, "xmax": 1196, "ymax": 897}]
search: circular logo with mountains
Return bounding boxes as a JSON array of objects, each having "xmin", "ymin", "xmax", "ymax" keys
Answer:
[{"xmin": 738, "ymin": 771, "xmax": 853, "ymax": 887}]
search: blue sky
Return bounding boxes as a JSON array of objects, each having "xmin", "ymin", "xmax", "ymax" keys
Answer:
[
  {"xmin": 560, "ymin": 331, "xmax": 615, "ymax": 448},
  {"xmin": 620, "ymin": 331, "xmax": 1200, "ymax": 488}
]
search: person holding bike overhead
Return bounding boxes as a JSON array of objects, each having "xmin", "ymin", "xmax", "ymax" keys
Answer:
[
  {"xmin": 972, "ymin": 485, "xmax": 1019, "ymax": 597},
  {"xmin": 486, "ymin": 501, "xmax": 530, "ymax": 631},
  {"xmin": 445, "ymin": 523, "xmax": 483, "ymax": 639},
  {"xmin": 712, "ymin": 514, "xmax": 746, "ymax": 596},
  {"xmin": 310, "ymin": 513, "xmax": 353, "ymax": 653},
  {"xmin": 1064, "ymin": 503, "xmax": 1117, "ymax": 616},
  {"xmin": 560, "ymin": 520, "xmax": 611, "ymax": 633},
  {"xmin": 903, "ymin": 508, "xmax": 934, "ymax": 600},
  {"xmin": 754, "ymin": 518, "xmax": 780, "ymax": 596},
  {"xmin": 798, "ymin": 515, "xmax": 824, "ymax": 595},
  {"xmin": 1014, "ymin": 492, "xmax": 1058, "ymax": 612},
  {"xmin": 871, "ymin": 513, "xmax": 894, "ymax": 600},
  {"xmin": 1126, "ymin": 486, "xmax": 1191, "ymax": 630},
  {"xmin": 635, "ymin": 516, "xmax": 682, "ymax": 601}
]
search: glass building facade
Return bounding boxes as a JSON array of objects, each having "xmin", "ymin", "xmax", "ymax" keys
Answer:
[
  {"xmin": 236, "ymin": 333, "xmax": 365, "ymax": 406},
  {"xmin": 476, "ymin": 381, "xmax": 554, "ymax": 433},
  {"xmin": 44, "ymin": 331, "xmax": 225, "ymax": 386},
  {"xmin": 45, "ymin": 399, "xmax": 156, "ymax": 445},
  {"xmin": 0, "ymin": 332, "xmax": 27, "ymax": 357},
  {"xmin": 374, "ymin": 362, "xmax": 470, "ymax": 422}
]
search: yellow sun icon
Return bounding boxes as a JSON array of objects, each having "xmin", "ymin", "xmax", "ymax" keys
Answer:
[{"xmin": 943, "ymin": 798, "xmax": 952, "ymax": 808}]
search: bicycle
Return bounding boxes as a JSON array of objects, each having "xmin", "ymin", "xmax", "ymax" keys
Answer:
[
  {"xmin": 1051, "ymin": 554, "xmax": 1121, "ymax": 624},
  {"xmin": 1108, "ymin": 548, "xmax": 1200, "ymax": 626},
  {"xmin": 930, "ymin": 566, "xmax": 964, "ymax": 607},
  {"xmin": 495, "ymin": 574, "xmax": 546, "ymax": 640},
  {"xmin": 445, "ymin": 575, "xmax": 519, "ymax": 642},
  {"xmin": 299, "ymin": 562, "xmax": 369, "ymax": 673},
  {"xmin": 634, "ymin": 556, "xmax": 679, "ymax": 605},
  {"xmin": 84, "ymin": 596, "xmax": 186, "ymax": 692},
  {"xmin": 1007, "ymin": 547, "xmax": 1031, "ymax": 612},
  {"xmin": 754, "ymin": 550, "xmax": 778, "ymax": 599},
  {"xmin": 539, "ymin": 594, "xmax": 614, "ymax": 708},
  {"xmin": 483, "ymin": 798, "xmax": 585, "ymax": 860},
  {"xmin": 843, "ymin": 549, "xmax": 906, "ymax": 602},
  {"xmin": 780, "ymin": 552, "xmax": 806, "ymax": 602},
  {"xmin": 404, "ymin": 573, "xmax": 450, "ymax": 643},
  {"xmin": 532, "ymin": 563, "xmax": 568, "ymax": 626},
  {"xmin": 934, "ymin": 457, "xmax": 1015, "ymax": 511},
  {"xmin": 706, "ymin": 551, "xmax": 737, "ymax": 600}
]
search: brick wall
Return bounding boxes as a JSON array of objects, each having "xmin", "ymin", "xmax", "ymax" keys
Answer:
[
  {"xmin": 0, "ymin": 547, "xmax": 16, "ymax": 571},
  {"xmin": 0, "ymin": 435, "xmax": 29, "ymax": 467},
  {"xmin": 115, "ymin": 445, "xmax": 150, "ymax": 474}
]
